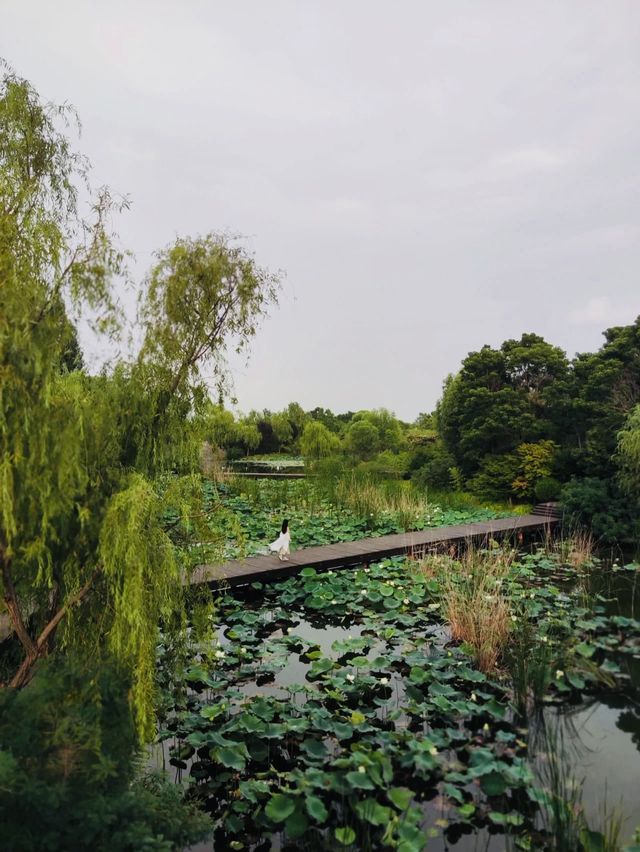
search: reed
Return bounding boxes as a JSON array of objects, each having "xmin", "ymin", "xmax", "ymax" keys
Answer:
[
  {"xmin": 418, "ymin": 544, "xmax": 515, "ymax": 672},
  {"xmin": 333, "ymin": 472, "xmax": 428, "ymax": 530},
  {"xmin": 532, "ymin": 719, "xmax": 626, "ymax": 851}
]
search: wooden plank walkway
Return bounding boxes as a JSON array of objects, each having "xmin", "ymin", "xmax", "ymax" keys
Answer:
[
  {"xmin": 191, "ymin": 511, "xmax": 559, "ymax": 588},
  {"xmin": 227, "ymin": 471, "xmax": 306, "ymax": 479}
]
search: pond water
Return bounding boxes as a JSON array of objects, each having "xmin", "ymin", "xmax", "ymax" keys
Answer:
[{"xmin": 158, "ymin": 556, "xmax": 640, "ymax": 851}]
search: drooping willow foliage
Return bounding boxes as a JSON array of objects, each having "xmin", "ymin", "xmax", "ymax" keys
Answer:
[
  {"xmin": 0, "ymin": 64, "xmax": 279, "ymax": 738},
  {"xmin": 618, "ymin": 404, "xmax": 640, "ymax": 502}
]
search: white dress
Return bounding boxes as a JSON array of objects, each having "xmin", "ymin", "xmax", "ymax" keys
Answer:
[{"xmin": 269, "ymin": 530, "xmax": 291, "ymax": 560}]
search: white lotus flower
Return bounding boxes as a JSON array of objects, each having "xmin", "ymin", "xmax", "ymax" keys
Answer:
[
  {"xmin": 471, "ymin": 692, "xmax": 477, "ymax": 702},
  {"xmin": 358, "ymin": 765, "xmax": 366, "ymax": 774},
  {"xmin": 429, "ymin": 746, "xmax": 438, "ymax": 755},
  {"xmin": 214, "ymin": 649, "xmax": 225, "ymax": 659},
  {"xmin": 482, "ymin": 723, "xmax": 490, "ymax": 732},
  {"xmin": 380, "ymin": 677, "xmax": 389, "ymax": 685},
  {"xmin": 556, "ymin": 669, "xmax": 564, "ymax": 679},
  {"xmin": 346, "ymin": 674, "xmax": 355, "ymax": 683},
  {"xmin": 511, "ymin": 615, "xmax": 518, "ymax": 622},
  {"xmin": 403, "ymin": 598, "xmax": 410, "ymax": 605}
]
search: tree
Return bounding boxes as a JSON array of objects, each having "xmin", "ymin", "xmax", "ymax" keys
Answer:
[
  {"xmin": 0, "ymin": 68, "xmax": 279, "ymax": 736},
  {"xmin": 511, "ymin": 440, "xmax": 558, "ymax": 499},
  {"xmin": 411, "ymin": 440, "xmax": 455, "ymax": 491},
  {"xmin": 351, "ymin": 409, "xmax": 404, "ymax": 452},
  {"xmin": 299, "ymin": 420, "xmax": 341, "ymax": 463},
  {"xmin": 437, "ymin": 336, "xmax": 568, "ymax": 482},
  {"xmin": 0, "ymin": 654, "xmax": 211, "ymax": 851},
  {"xmin": 568, "ymin": 318, "xmax": 640, "ymax": 478},
  {"xmin": 285, "ymin": 402, "xmax": 307, "ymax": 446},
  {"xmin": 345, "ymin": 419, "xmax": 380, "ymax": 460},
  {"xmin": 618, "ymin": 404, "xmax": 640, "ymax": 501},
  {"xmin": 235, "ymin": 418, "xmax": 261, "ymax": 456},
  {"xmin": 204, "ymin": 403, "xmax": 237, "ymax": 449},
  {"xmin": 270, "ymin": 411, "xmax": 294, "ymax": 450}
]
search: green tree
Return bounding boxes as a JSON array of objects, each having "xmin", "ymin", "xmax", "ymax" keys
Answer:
[
  {"xmin": 352, "ymin": 408, "xmax": 404, "ymax": 452},
  {"xmin": 286, "ymin": 402, "xmax": 307, "ymax": 446},
  {"xmin": 235, "ymin": 418, "xmax": 261, "ymax": 456},
  {"xmin": 204, "ymin": 403, "xmax": 237, "ymax": 448},
  {"xmin": 411, "ymin": 440, "xmax": 455, "ymax": 491},
  {"xmin": 0, "ymin": 655, "xmax": 211, "ymax": 851},
  {"xmin": 0, "ymin": 68, "xmax": 279, "ymax": 736},
  {"xmin": 511, "ymin": 440, "xmax": 558, "ymax": 499},
  {"xmin": 345, "ymin": 419, "xmax": 380, "ymax": 460},
  {"xmin": 437, "ymin": 336, "xmax": 568, "ymax": 482},
  {"xmin": 270, "ymin": 411, "xmax": 294, "ymax": 449},
  {"xmin": 618, "ymin": 404, "xmax": 640, "ymax": 501},
  {"xmin": 299, "ymin": 420, "xmax": 340, "ymax": 463},
  {"xmin": 568, "ymin": 318, "xmax": 640, "ymax": 478}
]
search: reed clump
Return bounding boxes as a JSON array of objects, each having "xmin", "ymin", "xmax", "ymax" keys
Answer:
[
  {"xmin": 546, "ymin": 529, "xmax": 595, "ymax": 570},
  {"xmin": 334, "ymin": 472, "xmax": 428, "ymax": 529},
  {"xmin": 418, "ymin": 543, "xmax": 515, "ymax": 672}
]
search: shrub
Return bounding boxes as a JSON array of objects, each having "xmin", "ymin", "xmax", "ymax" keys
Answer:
[
  {"xmin": 411, "ymin": 440, "xmax": 456, "ymax": 490},
  {"xmin": 467, "ymin": 453, "xmax": 519, "ymax": 501},
  {"xmin": 0, "ymin": 655, "xmax": 211, "ymax": 851},
  {"xmin": 534, "ymin": 475, "xmax": 562, "ymax": 502},
  {"xmin": 561, "ymin": 477, "xmax": 639, "ymax": 545}
]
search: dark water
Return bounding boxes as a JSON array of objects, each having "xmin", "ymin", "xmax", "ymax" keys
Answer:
[{"xmin": 171, "ymin": 565, "xmax": 640, "ymax": 850}]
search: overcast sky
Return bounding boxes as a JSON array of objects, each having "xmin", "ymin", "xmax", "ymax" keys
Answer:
[{"xmin": 4, "ymin": 2, "xmax": 640, "ymax": 420}]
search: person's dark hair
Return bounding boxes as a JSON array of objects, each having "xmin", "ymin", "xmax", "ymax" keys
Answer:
[{"xmin": 281, "ymin": 519, "xmax": 289, "ymax": 534}]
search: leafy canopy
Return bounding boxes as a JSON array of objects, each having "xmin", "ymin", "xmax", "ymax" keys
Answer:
[{"xmin": 0, "ymin": 66, "xmax": 279, "ymax": 736}]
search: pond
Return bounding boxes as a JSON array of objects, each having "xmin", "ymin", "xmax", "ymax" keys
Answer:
[{"xmin": 153, "ymin": 549, "xmax": 640, "ymax": 851}]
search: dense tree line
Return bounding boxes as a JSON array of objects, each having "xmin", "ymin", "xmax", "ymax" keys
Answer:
[
  {"xmin": 433, "ymin": 325, "xmax": 640, "ymax": 542},
  {"xmin": 207, "ymin": 321, "xmax": 640, "ymax": 545}
]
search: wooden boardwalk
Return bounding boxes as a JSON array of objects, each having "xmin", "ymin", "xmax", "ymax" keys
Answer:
[{"xmin": 191, "ymin": 509, "xmax": 560, "ymax": 588}]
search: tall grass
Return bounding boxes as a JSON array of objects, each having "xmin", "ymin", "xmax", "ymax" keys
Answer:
[
  {"xmin": 333, "ymin": 472, "xmax": 428, "ymax": 529},
  {"xmin": 544, "ymin": 529, "xmax": 596, "ymax": 571},
  {"xmin": 229, "ymin": 470, "xmax": 432, "ymax": 531},
  {"xmin": 417, "ymin": 544, "xmax": 515, "ymax": 672},
  {"xmin": 504, "ymin": 614, "xmax": 557, "ymax": 717}
]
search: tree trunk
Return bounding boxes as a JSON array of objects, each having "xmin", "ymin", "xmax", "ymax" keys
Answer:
[
  {"xmin": 6, "ymin": 566, "xmax": 102, "ymax": 689},
  {"xmin": 1, "ymin": 549, "xmax": 37, "ymax": 660}
]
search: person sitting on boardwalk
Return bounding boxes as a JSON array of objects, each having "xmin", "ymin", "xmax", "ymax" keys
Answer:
[{"xmin": 269, "ymin": 519, "xmax": 291, "ymax": 561}]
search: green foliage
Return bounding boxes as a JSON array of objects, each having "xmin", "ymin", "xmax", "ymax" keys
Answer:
[
  {"xmin": 299, "ymin": 420, "xmax": 341, "ymax": 463},
  {"xmin": 0, "ymin": 655, "xmax": 211, "ymax": 851},
  {"xmin": 158, "ymin": 550, "xmax": 639, "ymax": 849},
  {"xmin": 139, "ymin": 233, "xmax": 278, "ymax": 401},
  {"xmin": 511, "ymin": 439, "xmax": 558, "ymax": 498},
  {"xmin": 212, "ymin": 475, "xmax": 504, "ymax": 559},
  {"xmin": 411, "ymin": 439, "xmax": 456, "ymax": 490},
  {"xmin": 467, "ymin": 453, "xmax": 520, "ymax": 501},
  {"xmin": 618, "ymin": 404, "xmax": 640, "ymax": 501},
  {"xmin": 561, "ymin": 477, "xmax": 639, "ymax": 545},
  {"xmin": 534, "ymin": 475, "xmax": 562, "ymax": 502},
  {"xmin": 435, "ymin": 322, "xmax": 640, "ymax": 523},
  {"xmin": 345, "ymin": 418, "xmax": 380, "ymax": 460},
  {"xmin": 0, "ymin": 67, "xmax": 278, "ymax": 736}
]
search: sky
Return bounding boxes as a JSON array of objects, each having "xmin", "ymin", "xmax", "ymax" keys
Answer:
[{"xmin": 3, "ymin": 1, "xmax": 640, "ymax": 420}]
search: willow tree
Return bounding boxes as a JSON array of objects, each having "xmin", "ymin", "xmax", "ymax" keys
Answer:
[
  {"xmin": 0, "ymin": 68, "xmax": 278, "ymax": 736},
  {"xmin": 618, "ymin": 404, "xmax": 640, "ymax": 502}
]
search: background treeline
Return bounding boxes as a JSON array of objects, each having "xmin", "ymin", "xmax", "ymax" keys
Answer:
[{"xmin": 208, "ymin": 321, "xmax": 640, "ymax": 544}]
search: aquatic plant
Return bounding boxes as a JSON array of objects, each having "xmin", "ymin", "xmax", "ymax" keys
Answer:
[
  {"xmin": 532, "ymin": 718, "xmax": 627, "ymax": 851},
  {"xmin": 420, "ymin": 544, "xmax": 516, "ymax": 672}
]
